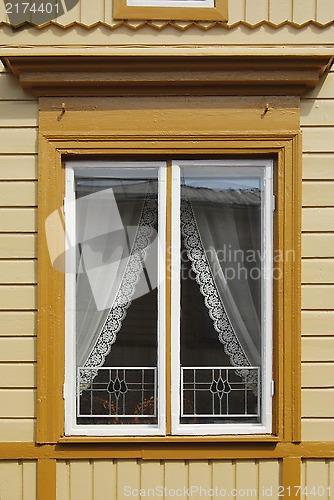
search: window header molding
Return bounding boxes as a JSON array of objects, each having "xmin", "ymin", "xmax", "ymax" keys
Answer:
[{"xmin": 2, "ymin": 55, "xmax": 332, "ymax": 97}]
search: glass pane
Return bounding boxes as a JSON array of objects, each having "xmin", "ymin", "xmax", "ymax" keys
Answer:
[
  {"xmin": 74, "ymin": 168, "xmax": 159, "ymax": 425},
  {"xmin": 180, "ymin": 166, "xmax": 264, "ymax": 425}
]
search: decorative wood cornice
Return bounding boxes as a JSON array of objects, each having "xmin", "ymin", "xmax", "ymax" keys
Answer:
[{"xmin": 2, "ymin": 55, "xmax": 333, "ymax": 97}]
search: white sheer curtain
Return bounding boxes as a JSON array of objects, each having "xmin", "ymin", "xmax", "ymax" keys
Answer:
[
  {"xmin": 181, "ymin": 185, "xmax": 262, "ymax": 372},
  {"xmin": 75, "ymin": 180, "xmax": 158, "ymax": 384}
]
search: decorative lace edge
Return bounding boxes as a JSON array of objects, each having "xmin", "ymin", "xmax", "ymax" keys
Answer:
[{"xmin": 80, "ymin": 194, "xmax": 158, "ymax": 386}]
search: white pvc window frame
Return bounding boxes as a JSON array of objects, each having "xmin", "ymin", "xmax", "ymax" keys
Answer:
[
  {"xmin": 171, "ymin": 159, "xmax": 273, "ymax": 435},
  {"xmin": 64, "ymin": 161, "xmax": 167, "ymax": 437}
]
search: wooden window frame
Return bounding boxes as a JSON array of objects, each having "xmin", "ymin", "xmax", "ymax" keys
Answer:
[
  {"xmin": 36, "ymin": 94, "xmax": 302, "ymax": 446},
  {"xmin": 113, "ymin": 0, "xmax": 227, "ymax": 21}
]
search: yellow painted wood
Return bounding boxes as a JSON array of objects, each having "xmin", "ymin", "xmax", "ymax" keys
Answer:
[
  {"xmin": 0, "ymin": 285, "xmax": 36, "ymax": 310},
  {"xmin": 303, "ymin": 389, "xmax": 334, "ymax": 417},
  {"xmin": 302, "ymin": 311, "xmax": 334, "ymax": 335},
  {"xmin": 55, "ymin": 0, "xmax": 81, "ymax": 25},
  {"xmin": 0, "ymin": 182, "xmax": 37, "ymax": 207},
  {"xmin": 302, "ymin": 285, "xmax": 334, "ymax": 309},
  {"xmin": 302, "ymin": 260, "xmax": 334, "ymax": 283},
  {"xmin": 92, "ymin": 460, "xmax": 117, "ymax": 500},
  {"xmin": 304, "ymin": 419, "xmax": 334, "ymax": 440},
  {"xmin": 80, "ymin": 0, "xmax": 105, "ymax": 25},
  {"xmin": 302, "ymin": 155, "xmax": 334, "ymax": 180},
  {"xmin": 245, "ymin": 0, "xmax": 268, "ymax": 24},
  {"xmin": 56, "ymin": 461, "xmax": 70, "ymax": 500},
  {"xmin": 303, "ymin": 459, "xmax": 330, "ymax": 499},
  {"xmin": 0, "ymin": 419, "xmax": 34, "ymax": 442},
  {"xmin": 259, "ymin": 460, "xmax": 281, "ymax": 499},
  {"xmin": 38, "ymin": 459, "xmax": 56, "ymax": 500},
  {"xmin": 293, "ymin": 0, "xmax": 316, "ymax": 23},
  {"xmin": 317, "ymin": 0, "xmax": 334, "ymax": 23},
  {"xmin": 139, "ymin": 461, "xmax": 163, "ymax": 498},
  {"xmin": 301, "ymin": 101, "xmax": 334, "ymax": 126},
  {"xmin": 302, "ymin": 208, "xmax": 334, "ymax": 232},
  {"xmin": 0, "ymin": 102, "xmax": 38, "ymax": 127},
  {"xmin": 69, "ymin": 461, "xmax": 92, "ymax": 500},
  {"xmin": 269, "ymin": 0, "xmax": 291, "ymax": 24},
  {"xmin": 0, "ymin": 74, "xmax": 35, "ymax": 100},
  {"xmin": 164, "ymin": 461, "xmax": 187, "ymax": 495},
  {"xmin": 302, "ymin": 182, "xmax": 334, "ymax": 207},
  {"xmin": 117, "ymin": 460, "xmax": 140, "ymax": 498},
  {"xmin": 0, "ymin": 364, "xmax": 36, "ymax": 388},
  {"xmin": 0, "ymin": 311, "xmax": 36, "ymax": 336},
  {"xmin": 0, "ymin": 235, "xmax": 37, "ymax": 258},
  {"xmin": 0, "ymin": 389, "xmax": 35, "ymax": 417},
  {"xmin": 227, "ymin": 0, "xmax": 245, "ymax": 24},
  {"xmin": 0, "ymin": 337, "xmax": 36, "ymax": 362},
  {"xmin": 211, "ymin": 460, "xmax": 235, "ymax": 492},
  {"xmin": 0, "ymin": 461, "xmax": 21, "ymax": 500},
  {"xmin": 0, "ymin": 209, "xmax": 37, "ymax": 232},
  {"xmin": 23, "ymin": 461, "xmax": 37, "ymax": 500},
  {"xmin": 235, "ymin": 460, "xmax": 258, "ymax": 500},
  {"xmin": 302, "ymin": 234, "xmax": 334, "ymax": 258},
  {"xmin": 0, "ymin": 156, "xmax": 37, "ymax": 180},
  {"xmin": 302, "ymin": 337, "xmax": 334, "ymax": 362},
  {"xmin": 104, "ymin": 0, "xmax": 113, "ymax": 24},
  {"xmin": 0, "ymin": 129, "xmax": 37, "ymax": 155},
  {"xmin": 302, "ymin": 363, "xmax": 334, "ymax": 388},
  {"xmin": 188, "ymin": 461, "xmax": 211, "ymax": 499},
  {"xmin": 282, "ymin": 458, "xmax": 301, "ymax": 500},
  {"xmin": 0, "ymin": 260, "xmax": 36, "ymax": 284},
  {"xmin": 302, "ymin": 128, "xmax": 334, "ymax": 153},
  {"xmin": 305, "ymin": 74, "xmax": 334, "ymax": 100}
]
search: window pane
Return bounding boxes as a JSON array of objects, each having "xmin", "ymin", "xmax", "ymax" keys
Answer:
[
  {"xmin": 74, "ymin": 169, "xmax": 159, "ymax": 426},
  {"xmin": 180, "ymin": 166, "xmax": 265, "ymax": 425}
]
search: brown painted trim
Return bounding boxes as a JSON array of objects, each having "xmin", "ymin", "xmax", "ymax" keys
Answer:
[
  {"xmin": 1, "ymin": 442, "xmax": 334, "ymax": 460},
  {"xmin": 1, "ymin": 55, "xmax": 331, "ymax": 97},
  {"xmin": 37, "ymin": 458, "xmax": 57, "ymax": 500},
  {"xmin": 113, "ymin": 0, "xmax": 227, "ymax": 21},
  {"xmin": 282, "ymin": 457, "xmax": 301, "ymax": 500},
  {"xmin": 1, "ymin": 19, "xmax": 334, "ymax": 31}
]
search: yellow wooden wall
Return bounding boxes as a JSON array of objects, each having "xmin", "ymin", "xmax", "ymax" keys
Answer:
[
  {"xmin": 0, "ymin": 461, "xmax": 37, "ymax": 499},
  {"xmin": 0, "ymin": 0, "xmax": 334, "ymax": 25}
]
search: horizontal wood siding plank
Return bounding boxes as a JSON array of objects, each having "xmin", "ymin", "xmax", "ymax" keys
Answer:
[
  {"xmin": 302, "ymin": 208, "xmax": 334, "ymax": 232},
  {"xmin": 0, "ymin": 102, "xmax": 38, "ymax": 127},
  {"xmin": 0, "ymin": 235, "xmax": 37, "ymax": 258},
  {"xmin": 302, "ymin": 155, "xmax": 334, "ymax": 180},
  {"xmin": 302, "ymin": 363, "xmax": 334, "ymax": 388},
  {"xmin": 302, "ymin": 260, "xmax": 334, "ymax": 284},
  {"xmin": 0, "ymin": 260, "xmax": 36, "ymax": 284},
  {"xmin": 301, "ymin": 100, "xmax": 334, "ymax": 126},
  {"xmin": 302, "ymin": 389, "xmax": 334, "ymax": 417},
  {"xmin": 0, "ymin": 129, "xmax": 37, "ymax": 154},
  {"xmin": 0, "ymin": 182, "xmax": 37, "ymax": 207},
  {"xmin": 304, "ymin": 73, "xmax": 334, "ymax": 99},
  {"xmin": 302, "ymin": 285, "xmax": 334, "ymax": 309},
  {"xmin": 302, "ymin": 337, "xmax": 334, "ymax": 361},
  {"xmin": 0, "ymin": 285, "xmax": 36, "ymax": 310},
  {"xmin": 0, "ymin": 209, "xmax": 37, "ymax": 232},
  {"xmin": 0, "ymin": 74, "xmax": 36, "ymax": 100},
  {"xmin": 303, "ymin": 419, "xmax": 334, "ymax": 441},
  {"xmin": 302, "ymin": 128, "xmax": 334, "ymax": 153},
  {"xmin": 0, "ymin": 363, "xmax": 36, "ymax": 388},
  {"xmin": 0, "ymin": 419, "xmax": 34, "ymax": 442},
  {"xmin": 302, "ymin": 311, "xmax": 334, "ymax": 335},
  {"xmin": 0, "ymin": 337, "xmax": 36, "ymax": 362},
  {"xmin": 0, "ymin": 155, "xmax": 37, "ymax": 180},
  {"xmin": 0, "ymin": 311, "xmax": 36, "ymax": 336},
  {"xmin": 302, "ymin": 182, "xmax": 334, "ymax": 207},
  {"xmin": 302, "ymin": 234, "xmax": 334, "ymax": 258},
  {"xmin": 0, "ymin": 389, "xmax": 35, "ymax": 417}
]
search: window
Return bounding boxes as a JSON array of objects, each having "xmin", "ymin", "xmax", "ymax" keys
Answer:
[
  {"xmin": 64, "ymin": 159, "xmax": 273, "ymax": 437},
  {"xmin": 113, "ymin": 0, "xmax": 227, "ymax": 21}
]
